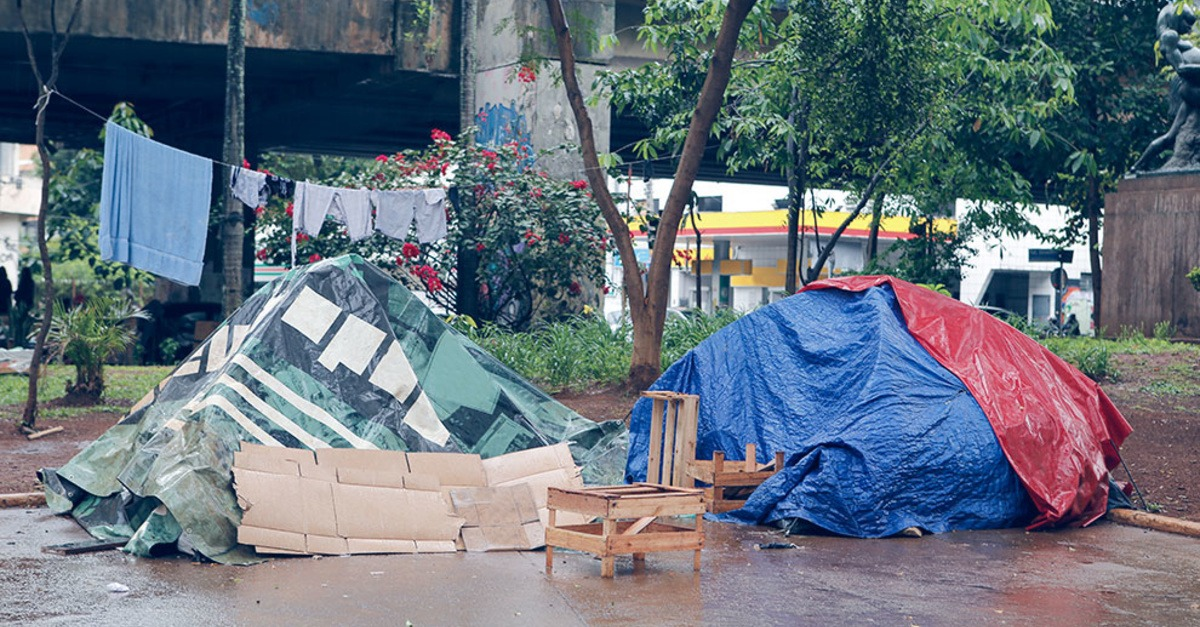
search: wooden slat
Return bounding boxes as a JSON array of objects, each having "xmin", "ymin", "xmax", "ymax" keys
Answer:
[
  {"xmin": 601, "ymin": 518, "xmax": 616, "ymax": 578},
  {"xmin": 547, "ymin": 490, "xmax": 609, "ymax": 518},
  {"xmin": 647, "ymin": 398, "xmax": 664, "ymax": 484},
  {"xmin": 660, "ymin": 402, "xmax": 677, "ymax": 487},
  {"xmin": 1108, "ymin": 508, "xmax": 1200, "ymax": 537},
  {"xmin": 606, "ymin": 530, "xmax": 703, "ymax": 554},
  {"xmin": 621, "ymin": 516, "xmax": 657, "ymax": 536},
  {"xmin": 545, "ymin": 526, "xmax": 606, "ymax": 555},
  {"xmin": 609, "ymin": 497, "xmax": 705, "ymax": 519},
  {"xmin": 744, "ymin": 443, "xmax": 756, "ymax": 473},
  {"xmin": 673, "ymin": 396, "xmax": 698, "ymax": 487}
]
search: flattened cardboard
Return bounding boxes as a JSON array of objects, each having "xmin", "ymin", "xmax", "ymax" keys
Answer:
[
  {"xmin": 234, "ymin": 442, "xmax": 586, "ymax": 556},
  {"xmin": 407, "ymin": 452, "xmax": 486, "ymax": 487}
]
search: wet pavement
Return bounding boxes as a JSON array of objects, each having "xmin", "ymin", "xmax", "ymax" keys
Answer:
[{"xmin": 1, "ymin": 507, "xmax": 1198, "ymax": 626}]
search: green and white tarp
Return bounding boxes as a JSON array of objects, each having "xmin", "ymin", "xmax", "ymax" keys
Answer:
[{"xmin": 42, "ymin": 255, "xmax": 626, "ymax": 563}]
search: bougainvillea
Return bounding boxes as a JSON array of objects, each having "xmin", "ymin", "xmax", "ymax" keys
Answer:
[{"xmin": 256, "ymin": 129, "xmax": 610, "ymax": 329}]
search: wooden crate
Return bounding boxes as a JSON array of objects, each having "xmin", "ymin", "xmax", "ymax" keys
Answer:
[
  {"xmin": 545, "ymin": 483, "xmax": 705, "ymax": 578},
  {"xmin": 686, "ymin": 444, "xmax": 785, "ymax": 513},
  {"xmin": 642, "ymin": 391, "xmax": 699, "ymax": 487}
]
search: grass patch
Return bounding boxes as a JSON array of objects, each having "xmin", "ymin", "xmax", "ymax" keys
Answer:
[
  {"xmin": 466, "ymin": 310, "xmax": 743, "ymax": 391},
  {"xmin": 0, "ymin": 365, "xmax": 172, "ymax": 418}
]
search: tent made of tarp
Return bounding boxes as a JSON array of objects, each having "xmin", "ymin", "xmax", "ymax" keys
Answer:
[
  {"xmin": 626, "ymin": 276, "xmax": 1131, "ymax": 538},
  {"xmin": 43, "ymin": 255, "xmax": 625, "ymax": 563}
]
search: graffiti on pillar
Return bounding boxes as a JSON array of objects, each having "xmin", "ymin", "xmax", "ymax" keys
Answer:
[
  {"xmin": 476, "ymin": 101, "xmax": 534, "ymax": 167},
  {"xmin": 248, "ymin": 1, "xmax": 281, "ymax": 28}
]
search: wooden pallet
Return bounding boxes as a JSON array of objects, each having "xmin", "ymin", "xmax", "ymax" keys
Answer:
[
  {"xmin": 686, "ymin": 444, "xmax": 785, "ymax": 513},
  {"xmin": 643, "ymin": 391, "xmax": 699, "ymax": 488},
  {"xmin": 545, "ymin": 483, "xmax": 705, "ymax": 578}
]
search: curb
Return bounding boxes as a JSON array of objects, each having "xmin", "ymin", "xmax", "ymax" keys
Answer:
[{"xmin": 0, "ymin": 492, "xmax": 47, "ymax": 509}]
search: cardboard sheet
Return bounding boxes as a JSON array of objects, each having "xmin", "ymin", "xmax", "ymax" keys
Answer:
[{"xmin": 234, "ymin": 442, "xmax": 586, "ymax": 556}]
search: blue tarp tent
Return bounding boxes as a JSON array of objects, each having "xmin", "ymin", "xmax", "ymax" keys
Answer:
[{"xmin": 626, "ymin": 278, "xmax": 1129, "ymax": 538}]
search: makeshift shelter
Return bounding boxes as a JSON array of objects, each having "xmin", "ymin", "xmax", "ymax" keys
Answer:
[
  {"xmin": 43, "ymin": 255, "xmax": 625, "ymax": 563},
  {"xmin": 627, "ymin": 276, "xmax": 1132, "ymax": 538}
]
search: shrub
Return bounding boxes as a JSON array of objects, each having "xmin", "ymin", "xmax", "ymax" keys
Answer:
[
  {"xmin": 1153, "ymin": 320, "xmax": 1177, "ymax": 341},
  {"xmin": 45, "ymin": 297, "xmax": 149, "ymax": 401},
  {"xmin": 1040, "ymin": 337, "xmax": 1113, "ymax": 381}
]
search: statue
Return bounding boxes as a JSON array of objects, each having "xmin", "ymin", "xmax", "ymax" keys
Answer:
[{"xmin": 1133, "ymin": 2, "xmax": 1200, "ymax": 172}]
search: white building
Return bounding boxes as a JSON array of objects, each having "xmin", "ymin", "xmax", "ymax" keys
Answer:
[
  {"xmin": 0, "ymin": 143, "xmax": 39, "ymax": 284},
  {"xmin": 958, "ymin": 201, "xmax": 1096, "ymax": 334},
  {"xmin": 606, "ymin": 181, "xmax": 1095, "ymax": 334}
]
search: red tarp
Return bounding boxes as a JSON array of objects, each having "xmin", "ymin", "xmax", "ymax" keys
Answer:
[{"xmin": 801, "ymin": 276, "xmax": 1133, "ymax": 528}]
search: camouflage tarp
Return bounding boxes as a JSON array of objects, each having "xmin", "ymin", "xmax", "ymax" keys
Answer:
[{"xmin": 43, "ymin": 255, "xmax": 626, "ymax": 563}]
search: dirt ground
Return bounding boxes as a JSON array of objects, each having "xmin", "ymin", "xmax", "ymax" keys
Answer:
[{"xmin": 1, "ymin": 352, "xmax": 1197, "ymax": 524}]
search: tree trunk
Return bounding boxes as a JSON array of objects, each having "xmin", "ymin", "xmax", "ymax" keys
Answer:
[
  {"xmin": 784, "ymin": 95, "xmax": 808, "ymax": 295},
  {"xmin": 1086, "ymin": 174, "xmax": 1103, "ymax": 332},
  {"xmin": 866, "ymin": 193, "xmax": 885, "ymax": 263},
  {"xmin": 221, "ymin": 0, "xmax": 247, "ymax": 318},
  {"xmin": 544, "ymin": 0, "xmax": 759, "ymax": 390},
  {"xmin": 17, "ymin": 0, "xmax": 83, "ymax": 431}
]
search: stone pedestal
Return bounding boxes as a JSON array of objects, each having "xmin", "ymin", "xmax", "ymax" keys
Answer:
[{"xmin": 1103, "ymin": 174, "xmax": 1200, "ymax": 337}]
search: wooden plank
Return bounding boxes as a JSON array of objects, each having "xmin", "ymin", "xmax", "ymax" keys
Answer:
[
  {"xmin": 1108, "ymin": 508, "xmax": 1200, "ymax": 537},
  {"xmin": 659, "ymin": 404, "xmax": 677, "ymax": 489},
  {"xmin": 773, "ymin": 451, "xmax": 785, "ymax": 471},
  {"xmin": 671, "ymin": 397, "xmax": 697, "ymax": 487},
  {"xmin": 0, "ymin": 492, "xmax": 46, "ymax": 508},
  {"xmin": 26, "ymin": 426, "xmax": 64, "ymax": 440},
  {"xmin": 621, "ymin": 516, "xmax": 657, "ymax": 536},
  {"xmin": 744, "ymin": 443, "xmax": 756, "ymax": 473},
  {"xmin": 545, "ymin": 527, "xmax": 606, "ymax": 555},
  {"xmin": 680, "ymin": 395, "xmax": 699, "ymax": 479},
  {"xmin": 601, "ymin": 518, "xmax": 616, "ymax": 578},
  {"xmin": 547, "ymin": 489, "xmax": 609, "ymax": 518},
  {"xmin": 42, "ymin": 538, "xmax": 127, "ymax": 555},
  {"xmin": 545, "ymin": 507, "xmax": 556, "ymax": 574},
  {"xmin": 609, "ymin": 497, "xmax": 705, "ymax": 519},
  {"xmin": 647, "ymin": 398, "xmax": 664, "ymax": 484},
  {"xmin": 606, "ymin": 531, "xmax": 703, "ymax": 554}
]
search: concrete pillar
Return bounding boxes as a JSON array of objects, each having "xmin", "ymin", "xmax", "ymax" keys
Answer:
[{"xmin": 469, "ymin": 0, "xmax": 613, "ymax": 177}]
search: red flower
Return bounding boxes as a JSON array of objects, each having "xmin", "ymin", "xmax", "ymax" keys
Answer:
[
  {"xmin": 375, "ymin": 172, "xmax": 386, "ymax": 181},
  {"xmin": 532, "ymin": 188, "xmax": 543, "ymax": 198},
  {"xmin": 296, "ymin": 232, "xmax": 309, "ymax": 243},
  {"xmin": 475, "ymin": 242, "xmax": 486, "ymax": 252},
  {"xmin": 242, "ymin": 158, "xmax": 251, "ymax": 169},
  {"xmin": 285, "ymin": 203, "xmax": 294, "ymax": 217},
  {"xmin": 570, "ymin": 179, "xmax": 588, "ymax": 190},
  {"xmin": 431, "ymin": 128, "xmax": 452, "ymax": 142},
  {"xmin": 568, "ymin": 281, "xmax": 582, "ymax": 295},
  {"xmin": 427, "ymin": 277, "xmax": 445, "ymax": 292},
  {"xmin": 557, "ymin": 233, "xmax": 570, "ymax": 245},
  {"xmin": 308, "ymin": 253, "xmax": 322, "ymax": 263},
  {"xmin": 395, "ymin": 255, "xmax": 406, "ymax": 266},
  {"xmin": 517, "ymin": 64, "xmax": 537, "ymax": 84},
  {"xmin": 402, "ymin": 242, "xmax": 421, "ymax": 259},
  {"xmin": 602, "ymin": 285, "xmax": 611, "ymax": 295},
  {"xmin": 481, "ymin": 149, "xmax": 498, "ymax": 160},
  {"xmin": 375, "ymin": 154, "xmax": 389, "ymax": 162},
  {"xmin": 254, "ymin": 205, "xmax": 265, "ymax": 217},
  {"xmin": 256, "ymin": 248, "xmax": 268, "ymax": 261}
]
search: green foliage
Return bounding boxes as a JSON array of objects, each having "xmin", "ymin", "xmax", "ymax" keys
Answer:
[
  {"xmin": 1153, "ymin": 320, "xmax": 1177, "ymax": 341},
  {"xmin": 44, "ymin": 297, "xmax": 149, "ymax": 400},
  {"xmin": 1040, "ymin": 337, "xmax": 1113, "ymax": 380},
  {"xmin": 1188, "ymin": 266, "xmax": 1200, "ymax": 291},
  {"xmin": 597, "ymin": 0, "xmax": 1072, "ymax": 276},
  {"xmin": 0, "ymin": 365, "xmax": 170, "ymax": 418},
  {"xmin": 463, "ymin": 309, "xmax": 742, "ymax": 390},
  {"xmin": 256, "ymin": 130, "xmax": 609, "ymax": 330}
]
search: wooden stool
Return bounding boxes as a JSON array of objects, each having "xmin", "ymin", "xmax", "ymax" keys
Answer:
[
  {"xmin": 642, "ymin": 391, "xmax": 699, "ymax": 487},
  {"xmin": 686, "ymin": 444, "xmax": 786, "ymax": 513},
  {"xmin": 544, "ymin": 483, "xmax": 704, "ymax": 578}
]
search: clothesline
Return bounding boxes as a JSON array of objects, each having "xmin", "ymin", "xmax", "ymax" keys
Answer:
[{"xmin": 47, "ymin": 87, "xmax": 722, "ymax": 177}]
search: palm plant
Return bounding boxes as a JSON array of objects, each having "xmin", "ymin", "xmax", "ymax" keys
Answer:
[{"xmin": 45, "ymin": 297, "xmax": 149, "ymax": 401}]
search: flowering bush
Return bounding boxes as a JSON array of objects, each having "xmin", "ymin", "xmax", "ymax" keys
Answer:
[{"xmin": 255, "ymin": 130, "xmax": 610, "ymax": 329}]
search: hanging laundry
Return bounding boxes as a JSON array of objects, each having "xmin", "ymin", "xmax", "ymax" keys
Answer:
[
  {"xmin": 293, "ymin": 182, "xmax": 336, "ymax": 238},
  {"xmin": 265, "ymin": 174, "xmax": 295, "ymax": 199},
  {"xmin": 230, "ymin": 166, "xmax": 269, "ymax": 209},
  {"xmin": 414, "ymin": 188, "xmax": 448, "ymax": 244},
  {"xmin": 330, "ymin": 189, "xmax": 373, "ymax": 241},
  {"xmin": 99, "ymin": 121, "xmax": 213, "ymax": 286},
  {"xmin": 372, "ymin": 189, "xmax": 419, "ymax": 239}
]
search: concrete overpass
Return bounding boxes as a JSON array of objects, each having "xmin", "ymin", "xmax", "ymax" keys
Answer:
[{"xmin": 0, "ymin": 0, "xmax": 783, "ymax": 184}]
